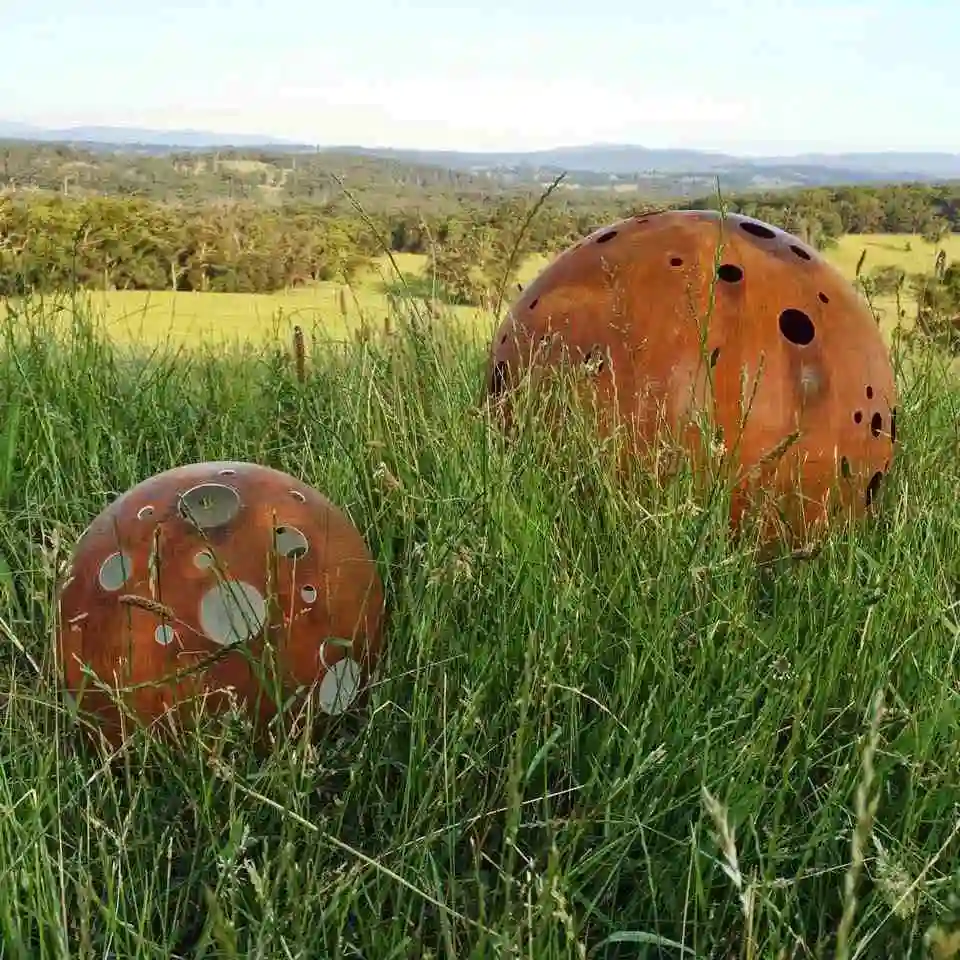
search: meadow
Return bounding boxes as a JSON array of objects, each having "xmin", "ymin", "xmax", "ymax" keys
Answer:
[
  {"xmin": 71, "ymin": 233, "xmax": 960, "ymax": 349},
  {"xmin": 3, "ymin": 265, "xmax": 960, "ymax": 958}
]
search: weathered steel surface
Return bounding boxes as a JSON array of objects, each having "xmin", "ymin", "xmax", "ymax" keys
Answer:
[
  {"xmin": 487, "ymin": 210, "xmax": 898, "ymax": 541},
  {"xmin": 58, "ymin": 461, "xmax": 384, "ymax": 745}
]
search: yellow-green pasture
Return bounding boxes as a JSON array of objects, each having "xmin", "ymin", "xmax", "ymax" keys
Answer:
[
  {"xmin": 53, "ymin": 251, "xmax": 542, "ymax": 349},
  {"xmin": 20, "ymin": 234, "xmax": 960, "ymax": 349},
  {"xmin": 831, "ymin": 232, "xmax": 960, "ymax": 332},
  {"xmin": 829, "ymin": 231, "xmax": 959, "ymax": 276}
]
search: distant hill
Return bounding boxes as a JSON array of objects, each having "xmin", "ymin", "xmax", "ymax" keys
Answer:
[
  {"xmin": 0, "ymin": 121, "xmax": 305, "ymax": 151},
  {"xmin": 762, "ymin": 151, "xmax": 960, "ymax": 180},
  {"xmin": 330, "ymin": 144, "xmax": 960, "ymax": 186},
  {"xmin": 1, "ymin": 123, "xmax": 959, "ymax": 191}
]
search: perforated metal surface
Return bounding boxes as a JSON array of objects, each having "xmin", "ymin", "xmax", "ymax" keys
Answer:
[
  {"xmin": 58, "ymin": 461, "xmax": 384, "ymax": 745},
  {"xmin": 487, "ymin": 210, "xmax": 898, "ymax": 542}
]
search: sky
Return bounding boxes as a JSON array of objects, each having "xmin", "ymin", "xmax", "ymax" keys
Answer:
[{"xmin": 1, "ymin": 0, "xmax": 957, "ymax": 155}]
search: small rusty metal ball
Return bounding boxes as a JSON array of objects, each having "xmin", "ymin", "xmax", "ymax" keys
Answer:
[
  {"xmin": 57, "ymin": 461, "xmax": 384, "ymax": 746},
  {"xmin": 487, "ymin": 210, "xmax": 898, "ymax": 543}
]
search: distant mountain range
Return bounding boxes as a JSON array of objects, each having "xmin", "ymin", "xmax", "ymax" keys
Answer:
[
  {"xmin": 334, "ymin": 143, "xmax": 960, "ymax": 182},
  {"xmin": 0, "ymin": 120, "xmax": 295, "ymax": 150},
  {"xmin": 2, "ymin": 121, "xmax": 959, "ymax": 189}
]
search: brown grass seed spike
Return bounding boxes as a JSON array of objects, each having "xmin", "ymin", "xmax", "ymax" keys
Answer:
[
  {"xmin": 57, "ymin": 460, "xmax": 385, "ymax": 747},
  {"xmin": 487, "ymin": 209, "xmax": 898, "ymax": 544}
]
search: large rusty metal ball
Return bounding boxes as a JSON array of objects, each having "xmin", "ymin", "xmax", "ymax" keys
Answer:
[
  {"xmin": 57, "ymin": 461, "xmax": 384, "ymax": 746},
  {"xmin": 488, "ymin": 209, "xmax": 898, "ymax": 543}
]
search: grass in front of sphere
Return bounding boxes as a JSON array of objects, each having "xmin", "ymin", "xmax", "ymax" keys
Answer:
[{"xmin": 1, "ymin": 293, "xmax": 960, "ymax": 957}]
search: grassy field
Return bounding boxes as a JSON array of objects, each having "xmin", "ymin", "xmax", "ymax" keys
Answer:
[
  {"xmin": 828, "ymin": 232, "xmax": 960, "ymax": 276},
  {"xmin": 63, "ymin": 233, "xmax": 960, "ymax": 349},
  {"xmin": 3, "ymin": 290, "xmax": 960, "ymax": 957}
]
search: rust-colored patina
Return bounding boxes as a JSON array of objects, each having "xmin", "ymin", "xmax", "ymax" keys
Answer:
[
  {"xmin": 487, "ymin": 209, "xmax": 898, "ymax": 543},
  {"xmin": 57, "ymin": 461, "xmax": 384, "ymax": 747}
]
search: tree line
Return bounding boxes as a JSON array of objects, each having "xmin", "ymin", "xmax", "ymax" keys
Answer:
[
  {"xmin": 0, "ymin": 192, "xmax": 644, "ymax": 297},
  {"xmin": 681, "ymin": 182, "xmax": 958, "ymax": 248},
  {"xmin": 0, "ymin": 140, "xmax": 514, "ymax": 211},
  {"xmin": 0, "ymin": 182, "xmax": 958, "ymax": 305},
  {"xmin": 0, "ymin": 140, "xmax": 821, "ymax": 206}
]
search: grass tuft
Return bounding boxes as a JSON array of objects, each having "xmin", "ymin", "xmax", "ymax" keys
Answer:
[{"xmin": 2, "ymin": 291, "xmax": 960, "ymax": 957}]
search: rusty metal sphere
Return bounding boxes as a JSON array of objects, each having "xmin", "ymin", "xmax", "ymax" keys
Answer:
[
  {"xmin": 487, "ymin": 209, "xmax": 898, "ymax": 543},
  {"xmin": 57, "ymin": 461, "xmax": 384, "ymax": 746}
]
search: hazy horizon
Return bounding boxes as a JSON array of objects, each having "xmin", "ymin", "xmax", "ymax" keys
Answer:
[
  {"xmin": 5, "ymin": 122, "xmax": 960, "ymax": 159},
  {"xmin": 3, "ymin": 0, "xmax": 956, "ymax": 156}
]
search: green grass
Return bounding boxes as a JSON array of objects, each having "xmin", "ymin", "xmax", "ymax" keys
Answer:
[
  {"xmin": 4, "ymin": 290, "xmax": 960, "ymax": 958},
  {"xmin": 829, "ymin": 233, "xmax": 960, "ymax": 330},
  {"xmin": 68, "ymin": 252, "xmax": 496, "ymax": 348},
  {"xmin": 52, "ymin": 233, "xmax": 958, "ymax": 349},
  {"xmin": 829, "ymin": 232, "xmax": 960, "ymax": 277}
]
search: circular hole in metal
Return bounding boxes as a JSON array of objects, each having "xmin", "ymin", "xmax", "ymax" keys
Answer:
[
  {"xmin": 709, "ymin": 347, "xmax": 721, "ymax": 368},
  {"xmin": 595, "ymin": 230, "xmax": 617, "ymax": 244},
  {"xmin": 137, "ymin": 505, "xmax": 155, "ymax": 520},
  {"xmin": 178, "ymin": 483, "xmax": 241, "ymax": 529},
  {"xmin": 317, "ymin": 658, "xmax": 362, "ymax": 715},
  {"xmin": 865, "ymin": 471, "xmax": 884, "ymax": 507},
  {"xmin": 669, "ymin": 256, "xmax": 683, "ymax": 267},
  {"xmin": 818, "ymin": 292, "xmax": 830, "ymax": 303},
  {"xmin": 739, "ymin": 220, "xmax": 777, "ymax": 240},
  {"xmin": 274, "ymin": 526, "xmax": 309, "ymax": 560},
  {"xmin": 290, "ymin": 490, "xmax": 307, "ymax": 503},
  {"xmin": 194, "ymin": 550, "xmax": 216, "ymax": 570},
  {"xmin": 778, "ymin": 309, "xmax": 815, "ymax": 346},
  {"xmin": 529, "ymin": 297, "xmax": 539, "ymax": 309},
  {"xmin": 98, "ymin": 552, "xmax": 132, "ymax": 591},
  {"xmin": 866, "ymin": 385, "xmax": 874, "ymax": 399},
  {"xmin": 854, "ymin": 410, "xmax": 863, "ymax": 424},
  {"xmin": 870, "ymin": 412, "xmax": 883, "ymax": 437},
  {"xmin": 790, "ymin": 244, "xmax": 812, "ymax": 261},
  {"xmin": 301, "ymin": 585, "xmax": 317, "ymax": 604},
  {"xmin": 583, "ymin": 344, "xmax": 606, "ymax": 374},
  {"xmin": 840, "ymin": 456, "xmax": 852, "ymax": 479},
  {"xmin": 199, "ymin": 580, "xmax": 267, "ymax": 646},
  {"xmin": 154, "ymin": 624, "xmax": 177, "ymax": 646},
  {"xmin": 218, "ymin": 468, "xmax": 237, "ymax": 476},
  {"xmin": 717, "ymin": 263, "xmax": 743, "ymax": 283}
]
